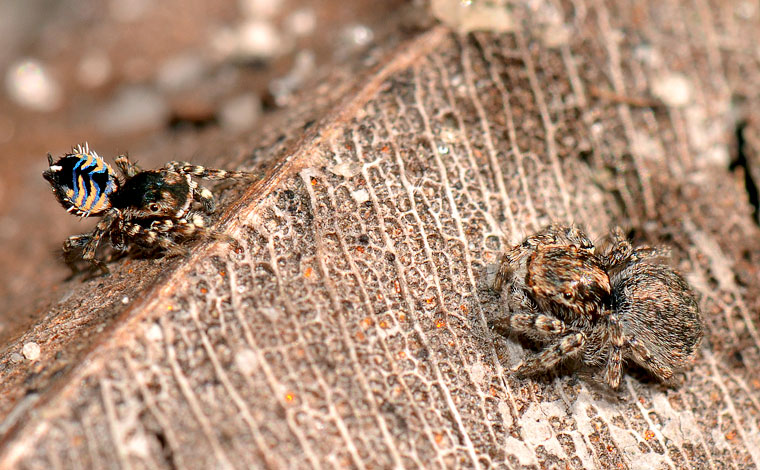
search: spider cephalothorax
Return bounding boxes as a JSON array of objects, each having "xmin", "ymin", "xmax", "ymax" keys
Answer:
[
  {"xmin": 492, "ymin": 224, "xmax": 703, "ymax": 388},
  {"xmin": 44, "ymin": 143, "xmax": 258, "ymax": 274}
]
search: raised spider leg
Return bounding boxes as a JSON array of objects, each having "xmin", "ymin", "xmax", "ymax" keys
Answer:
[
  {"xmin": 514, "ymin": 332, "xmax": 587, "ymax": 377},
  {"xmin": 491, "ymin": 284, "xmax": 570, "ymax": 338},
  {"xmin": 165, "ymin": 161, "xmax": 260, "ymax": 180},
  {"xmin": 600, "ymin": 227, "xmax": 670, "ymax": 269},
  {"xmin": 114, "ymin": 154, "xmax": 141, "ymax": 178}
]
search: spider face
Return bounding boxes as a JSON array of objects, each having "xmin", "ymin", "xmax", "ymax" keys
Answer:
[
  {"xmin": 44, "ymin": 143, "xmax": 258, "ymax": 274},
  {"xmin": 492, "ymin": 225, "xmax": 703, "ymax": 389},
  {"xmin": 526, "ymin": 245, "xmax": 611, "ymax": 319},
  {"xmin": 110, "ymin": 170, "xmax": 193, "ymax": 219}
]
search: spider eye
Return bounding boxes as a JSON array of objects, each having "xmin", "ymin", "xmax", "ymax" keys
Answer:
[
  {"xmin": 148, "ymin": 203, "xmax": 160, "ymax": 212},
  {"xmin": 563, "ymin": 292, "xmax": 573, "ymax": 300}
]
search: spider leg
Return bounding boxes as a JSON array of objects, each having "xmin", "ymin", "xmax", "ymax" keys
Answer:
[
  {"xmin": 70, "ymin": 209, "xmax": 120, "ymax": 273},
  {"xmin": 165, "ymin": 161, "xmax": 260, "ymax": 180},
  {"xmin": 491, "ymin": 311, "xmax": 567, "ymax": 338},
  {"xmin": 188, "ymin": 179, "xmax": 216, "ymax": 213},
  {"xmin": 114, "ymin": 154, "xmax": 141, "ymax": 178},
  {"xmin": 628, "ymin": 338, "xmax": 676, "ymax": 380},
  {"xmin": 602, "ymin": 316, "xmax": 625, "ymax": 388},
  {"xmin": 123, "ymin": 221, "xmax": 189, "ymax": 257},
  {"xmin": 122, "ymin": 213, "xmax": 226, "ymax": 257},
  {"xmin": 514, "ymin": 332, "xmax": 586, "ymax": 377},
  {"xmin": 631, "ymin": 245, "xmax": 671, "ymax": 262},
  {"xmin": 62, "ymin": 234, "xmax": 92, "ymax": 274},
  {"xmin": 600, "ymin": 227, "xmax": 671, "ymax": 269}
]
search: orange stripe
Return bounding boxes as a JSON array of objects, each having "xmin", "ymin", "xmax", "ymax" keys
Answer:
[
  {"xmin": 90, "ymin": 195, "xmax": 109, "ymax": 213},
  {"xmin": 83, "ymin": 179, "xmax": 97, "ymax": 212},
  {"xmin": 75, "ymin": 176, "xmax": 87, "ymax": 207},
  {"xmin": 93, "ymin": 155, "xmax": 105, "ymax": 172}
]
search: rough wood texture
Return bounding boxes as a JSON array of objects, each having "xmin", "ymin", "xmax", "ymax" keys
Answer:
[{"xmin": 3, "ymin": 1, "xmax": 760, "ymax": 468}]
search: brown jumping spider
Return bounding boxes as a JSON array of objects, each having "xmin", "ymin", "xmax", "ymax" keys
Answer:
[{"xmin": 492, "ymin": 224, "xmax": 703, "ymax": 388}]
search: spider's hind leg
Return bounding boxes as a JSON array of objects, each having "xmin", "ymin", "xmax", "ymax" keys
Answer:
[
  {"xmin": 601, "ymin": 227, "xmax": 670, "ymax": 269},
  {"xmin": 62, "ymin": 210, "xmax": 120, "ymax": 275},
  {"xmin": 114, "ymin": 154, "xmax": 141, "ymax": 178}
]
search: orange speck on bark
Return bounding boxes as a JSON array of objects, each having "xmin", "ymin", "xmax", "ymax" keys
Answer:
[{"xmin": 304, "ymin": 267, "xmax": 313, "ymax": 278}]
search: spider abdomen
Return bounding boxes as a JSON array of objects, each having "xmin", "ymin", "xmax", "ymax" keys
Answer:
[
  {"xmin": 612, "ymin": 262, "xmax": 703, "ymax": 378},
  {"xmin": 43, "ymin": 144, "xmax": 119, "ymax": 216}
]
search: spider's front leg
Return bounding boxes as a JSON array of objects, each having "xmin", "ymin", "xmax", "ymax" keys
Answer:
[
  {"xmin": 123, "ymin": 221, "xmax": 188, "ymax": 257},
  {"xmin": 165, "ymin": 161, "xmax": 260, "ymax": 180},
  {"xmin": 167, "ymin": 161, "xmax": 260, "ymax": 214},
  {"xmin": 122, "ymin": 214, "xmax": 225, "ymax": 257},
  {"xmin": 514, "ymin": 332, "xmax": 587, "ymax": 377}
]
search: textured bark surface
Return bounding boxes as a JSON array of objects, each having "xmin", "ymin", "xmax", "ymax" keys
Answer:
[{"xmin": 3, "ymin": 1, "xmax": 760, "ymax": 469}]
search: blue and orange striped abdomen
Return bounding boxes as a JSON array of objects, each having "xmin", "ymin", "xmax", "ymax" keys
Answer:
[{"xmin": 43, "ymin": 143, "xmax": 119, "ymax": 216}]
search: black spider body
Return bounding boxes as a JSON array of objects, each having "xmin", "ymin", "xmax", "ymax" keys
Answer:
[
  {"xmin": 110, "ymin": 170, "xmax": 193, "ymax": 217},
  {"xmin": 492, "ymin": 224, "xmax": 703, "ymax": 388},
  {"xmin": 44, "ymin": 144, "xmax": 257, "ymax": 274}
]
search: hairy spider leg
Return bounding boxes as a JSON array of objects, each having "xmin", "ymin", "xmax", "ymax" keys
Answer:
[
  {"xmin": 514, "ymin": 332, "xmax": 587, "ymax": 376},
  {"xmin": 114, "ymin": 154, "xmax": 142, "ymax": 178}
]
